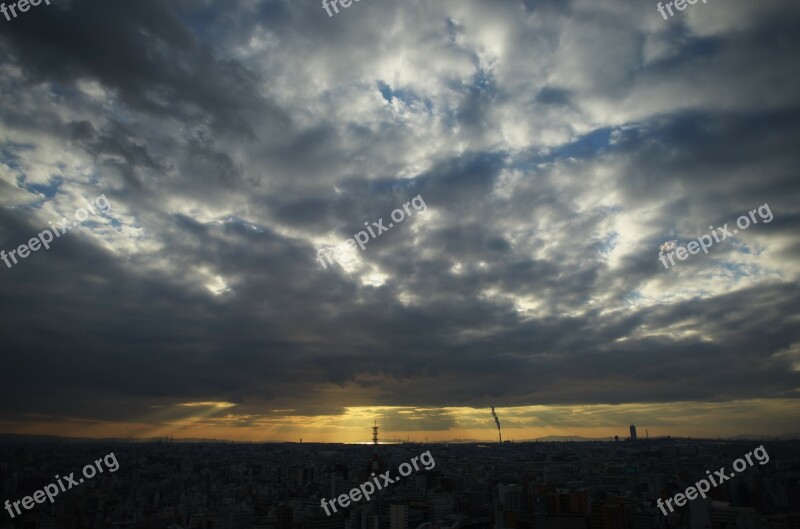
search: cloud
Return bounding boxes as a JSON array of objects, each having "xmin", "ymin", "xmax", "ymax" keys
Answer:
[{"xmin": 0, "ymin": 0, "xmax": 799, "ymax": 439}]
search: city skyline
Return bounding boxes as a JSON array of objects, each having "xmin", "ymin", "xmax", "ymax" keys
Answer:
[{"xmin": 3, "ymin": 401, "xmax": 800, "ymax": 443}]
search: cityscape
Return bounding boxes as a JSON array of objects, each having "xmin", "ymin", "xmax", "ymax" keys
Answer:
[
  {"xmin": 2, "ymin": 0, "xmax": 800, "ymax": 528},
  {"xmin": 1, "ymin": 424, "xmax": 799, "ymax": 529}
]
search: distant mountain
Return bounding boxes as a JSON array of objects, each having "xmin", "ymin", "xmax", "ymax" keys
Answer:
[
  {"xmin": 728, "ymin": 433, "xmax": 800, "ymax": 441},
  {"xmin": 528, "ymin": 435, "xmax": 614, "ymax": 442},
  {"xmin": 0, "ymin": 434, "xmax": 248, "ymax": 444},
  {"xmin": 0, "ymin": 433, "xmax": 100, "ymax": 444}
]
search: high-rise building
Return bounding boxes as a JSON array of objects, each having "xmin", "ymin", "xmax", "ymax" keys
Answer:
[
  {"xmin": 497, "ymin": 483, "xmax": 523, "ymax": 512},
  {"xmin": 370, "ymin": 421, "xmax": 383, "ymax": 529},
  {"xmin": 629, "ymin": 425, "xmax": 637, "ymax": 441},
  {"xmin": 332, "ymin": 476, "xmax": 361, "ymax": 499},
  {"xmin": 390, "ymin": 504, "xmax": 409, "ymax": 529}
]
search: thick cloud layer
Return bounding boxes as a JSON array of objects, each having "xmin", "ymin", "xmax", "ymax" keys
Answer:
[{"xmin": 1, "ymin": 0, "xmax": 799, "ymax": 440}]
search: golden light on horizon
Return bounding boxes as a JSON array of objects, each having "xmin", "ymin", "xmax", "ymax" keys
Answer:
[{"xmin": 1, "ymin": 399, "xmax": 799, "ymax": 443}]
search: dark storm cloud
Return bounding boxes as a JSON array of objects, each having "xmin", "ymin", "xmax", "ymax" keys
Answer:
[
  {"xmin": 0, "ymin": 0, "xmax": 287, "ymax": 136},
  {"xmin": 0, "ymin": 0, "xmax": 799, "ymax": 434},
  {"xmin": 66, "ymin": 120, "xmax": 166, "ymax": 189}
]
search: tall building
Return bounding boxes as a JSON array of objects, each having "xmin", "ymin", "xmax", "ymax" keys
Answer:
[
  {"xmin": 629, "ymin": 425, "xmax": 637, "ymax": 441},
  {"xmin": 370, "ymin": 421, "xmax": 383, "ymax": 529},
  {"xmin": 390, "ymin": 504, "xmax": 409, "ymax": 529},
  {"xmin": 590, "ymin": 498, "xmax": 631, "ymax": 529},
  {"xmin": 332, "ymin": 476, "xmax": 361, "ymax": 499},
  {"xmin": 497, "ymin": 483, "xmax": 523, "ymax": 512}
]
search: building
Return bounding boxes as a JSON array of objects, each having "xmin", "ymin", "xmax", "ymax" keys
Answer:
[
  {"xmin": 629, "ymin": 425, "xmax": 637, "ymax": 441},
  {"xmin": 497, "ymin": 484, "xmax": 523, "ymax": 512},
  {"xmin": 390, "ymin": 504, "xmax": 409, "ymax": 529},
  {"xmin": 711, "ymin": 502, "xmax": 757, "ymax": 529}
]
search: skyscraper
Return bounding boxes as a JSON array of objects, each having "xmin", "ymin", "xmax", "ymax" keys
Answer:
[
  {"xmin": 390, "ymin": 504, "xmax": 409, "ymax": 529},
  {"xmin": 630, "ymin": 425, "xmax": 637, "ymax": 441}
]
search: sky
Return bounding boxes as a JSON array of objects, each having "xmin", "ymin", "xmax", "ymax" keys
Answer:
[{"xmin": 1, "ymin": 0, "xmax": 799, "ymax": 444}]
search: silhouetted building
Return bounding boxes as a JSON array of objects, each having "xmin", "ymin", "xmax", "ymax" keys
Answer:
[{"xmin": 390, "ymin": 504, "xmax": 409, "ymax": 529}]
